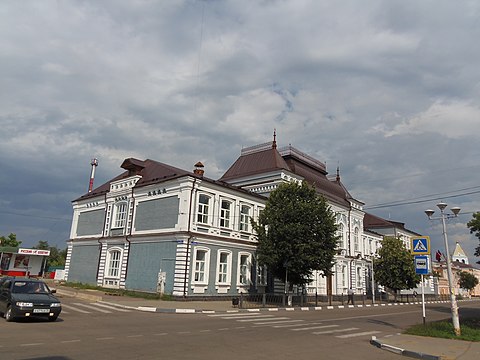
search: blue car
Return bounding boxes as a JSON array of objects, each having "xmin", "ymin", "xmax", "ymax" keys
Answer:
[{"xmin": 0, "ymin": 277, "xmax": 62, "ymax": 322}]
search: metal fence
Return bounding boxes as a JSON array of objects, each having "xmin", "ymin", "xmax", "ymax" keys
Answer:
[{"xmin": 231, "ymin": 292, "xmax": 452, "ymax": 309}]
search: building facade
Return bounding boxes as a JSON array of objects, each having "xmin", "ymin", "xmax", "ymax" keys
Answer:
[{"xmin": 66, "ymin": 140, "xmax": 420, "ymax": 298}]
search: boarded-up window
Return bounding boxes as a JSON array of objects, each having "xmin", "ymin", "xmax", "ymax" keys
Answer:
[
  {"xmin": 77, "ymin": 209, "xmax": 104, "ymax": 236},
  {"xmin": 135, "ymin": 196, "xmax": 179, "ymax": 231}
]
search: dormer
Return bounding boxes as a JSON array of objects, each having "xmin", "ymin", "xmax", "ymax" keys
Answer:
[{"xmin": 121, "ymin": 158, "xmax": 145, "ymax": 176}]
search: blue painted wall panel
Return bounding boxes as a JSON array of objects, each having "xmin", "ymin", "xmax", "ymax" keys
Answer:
[
  {"xmin": 125, "ymin": 241, "xmax": 178, "ymax": 293},
  {"xmin": 68, "ymin": 243, "xmax": 100, "ymax": 284}
]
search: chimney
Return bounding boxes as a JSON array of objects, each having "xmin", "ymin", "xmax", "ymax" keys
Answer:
[{"xmin": 193, "ymin": 161, "xmax": 204, "ymax": 177}]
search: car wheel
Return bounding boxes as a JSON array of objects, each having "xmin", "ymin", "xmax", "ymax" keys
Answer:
[
  {"xmin": 5, "ymin": 306, "xmax": 14, "ymax": 322},
  {"xmin": 48, "ymin": 315, "xmax": 58, "ymax": 322}
]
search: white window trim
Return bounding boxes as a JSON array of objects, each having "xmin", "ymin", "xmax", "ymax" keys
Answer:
[
  {"xmin": 192, "ymin": 247, "xmax": 210, "ymax": 285},
  {"xmin": 197, "ymin": 194, "xmax": 212, "ymax": 225},
  {"xmin": 237, "ymin": 252, "xmax": 252, "ymax": 288},
  {"xmin": 219, "ymin": 198, "xmax": 233, "ymax": 229},
  {"xmin": 239, "ymin": 204, "xmax": 252, "ymax": 232},
  {"xmin": 104, "ymin": 247, "xmax": 123, "ymax": 288},
  {"xmin": 256, "ymin": 264, "xmax": 267, "ymax": 287},
  {"xmin": 113, "ymin": 202, "xmax": 128, "ymax": 229},
  {"xmin": 215, "ymin": 250, "xmax": 232, "ymax": 286},
  {"xmin": 353, "ymin": 227, "xmax": 360, "ymax": 253}
]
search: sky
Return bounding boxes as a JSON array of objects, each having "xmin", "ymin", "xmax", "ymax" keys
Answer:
[{"xmin": 1, "ymin": 0, "xmax": 479, "ymax": 264}]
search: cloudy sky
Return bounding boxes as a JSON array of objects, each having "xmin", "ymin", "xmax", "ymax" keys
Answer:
[{"xmin": 1, "ymin": 0, "xmax": 479, "ymax": 263}]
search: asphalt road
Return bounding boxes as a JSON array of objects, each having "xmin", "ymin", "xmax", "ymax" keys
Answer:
[{"xmin": 1, "ymin": 298, "xmax": 479, "ymax": 360}]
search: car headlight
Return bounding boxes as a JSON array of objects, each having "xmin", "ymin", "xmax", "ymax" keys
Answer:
[
  {"xmin": 16, "ymin": 302, "xmax": 33, "ymax": 307},
  {"xmin": 50, "ymin": 303, "xmax": 61, "ymax": 308}
]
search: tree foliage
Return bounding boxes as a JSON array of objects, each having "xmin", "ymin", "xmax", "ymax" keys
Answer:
[
  {"xmin": 252, "ymin": 181, "xmax": 338, "ymax": 287},
  {"xmin": 33, "ymin": 240, "xmax": 67, "ymax": 268},
  {"xmin": 458, "ymin": 271, "xmax": 479, "ymax": 292},
  {"xmin": 374, "ymin": 236, "xmax": 420, "ymax": 292},
  {"xmin": 467, "ymin": 212, "xmax": 480, "ymax": 261},
  {"xmin": 0, "ymin": 233, "xmax": 22, "ymax": 247}
]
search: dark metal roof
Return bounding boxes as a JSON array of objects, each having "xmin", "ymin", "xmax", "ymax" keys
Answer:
[
  {"xmin": 219, "ymin": 144, "xmax": 290, "ymax": 181},
  {"xmin": 74, "ymin": 158, "xmax": 265, "ymax": 202},
  {"xmin": 220, "ymin": 142, "xmax": 354, "ymax": 207}
]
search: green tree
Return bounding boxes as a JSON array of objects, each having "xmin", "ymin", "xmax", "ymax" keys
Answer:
[
  {"xmin": 0, "ymin": 233, "xmax": 22, "ymax": 247},
  {"xmin": 467, "ymin": 212, "xmax": 480, "ymax": 263},
  {"xmin": 374, "ymin": 237, "xmax": 420, "ymax": 297},
  {"xmin": 33, "ymin": 240, "xmax": 67, "ymax": 268},
  {"xmin": 252, "ymin": 181, "xmax": 338, "ymax": 287},
  {"xmin": 458, "ymin": 271, "xmax": 479, "ymax": 293}
]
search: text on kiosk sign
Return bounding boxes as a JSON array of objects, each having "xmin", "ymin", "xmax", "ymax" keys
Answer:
[{"xmin": 18, "ymin": 248, "xmax": 51, "ymax": 256}]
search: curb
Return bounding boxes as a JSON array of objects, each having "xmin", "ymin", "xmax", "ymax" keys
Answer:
[{"xmin": 370, "ymin": 336, "xmax": 440, "ymax": 360}]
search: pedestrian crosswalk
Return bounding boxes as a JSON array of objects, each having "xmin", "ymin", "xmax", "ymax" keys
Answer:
[
  {"xmin": 60, "ymin": 301, "xmax": 132, "ymax": 315},
  {"xmin": 208, "ymin": 312, "xmax": 381, "ymax": 338}
]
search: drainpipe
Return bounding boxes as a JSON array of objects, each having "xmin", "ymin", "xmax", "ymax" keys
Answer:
[{"xmin": 183, "ymin": 177, "xmax": 198, "ymax": 298}]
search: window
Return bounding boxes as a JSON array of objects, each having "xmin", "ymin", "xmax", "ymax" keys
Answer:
[
  {"xmin": 217, "ymin": 251, "xmax": 231, "ymax": 284},
  {"xmin": 219, "ymin": 199, "xmax": 231, "ymax": 228},
  {"xmin": 114, "ymin": 202, "xmax": 127, "ymax": 228},
  {"xmin": 342, "ymin": 265, "xmax": 347, "ymax": 287},
  {"xmin": 193, "ymin": 248, "xmax": 210, "ymax": 284},
  {"xmin": 239, "ymin": 205, "xmax": 251, "ymax": 232},
  {"xmin": 257, "ymin": 264, "xmax": 267, "ymax": 286},
  {"xmin": 337, "ymin": 223, "xmax": 345, "ymax": 249},
  {"xmin": 356, "ymin": 267, "xmax": 362, "ymax": 288},
  {"xmin": 106, "ymin": 249, "xmax": 122, "ymax": 278},
  {"xmin": 197, "ymin": 195, "xmax": 210, "ymax": 224},
  {"xmin": 238, "ymin": 253, "xmax": 251, "ymax": 285},
  {"xmin": 353, "ymin": 228, "xmax": 359, "ymax": 252}
]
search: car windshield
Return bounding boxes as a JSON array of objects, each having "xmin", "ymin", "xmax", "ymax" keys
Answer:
[{"xmin": 12, "ymin": 281, "xmax": 49, "ymax": 294}]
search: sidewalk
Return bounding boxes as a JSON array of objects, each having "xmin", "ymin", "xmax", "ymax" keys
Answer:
[{"xmin": 52, "ymin": 283, "xmax": 480, "ymax": 359}]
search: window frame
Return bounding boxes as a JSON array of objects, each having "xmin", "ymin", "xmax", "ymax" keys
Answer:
[
  {"xmin": 216, "ymin": 250, "xmax": 232, "ymax": 285},
  {"xmin": 192, "ymin": 247, "xmax": 210, "ymax": 285},
  {"xmin": 197, "ymin": 194, "xmax": 211, "ymax": 225},
  {"xmin": 219, "ymin": 199, "xmax": 232, "ymax": 229},
  {"xmin": 113, "ymin": 202, "xmax": 128, "ymax": 229},
  {"xmin": 105, "ymin": 247, "xmax": 123, "ymax": 279},
  {"xmin": 237, "ymin": 252, "xmax": 252, "ymax": 286},
  {"xmin": 239, "ymin": 204, "xmax": 251, "ymax": 232}
]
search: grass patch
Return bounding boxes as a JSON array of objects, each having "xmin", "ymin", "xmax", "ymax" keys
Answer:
[
  {"xmin": 62, "ymin": 281, "xmax": 174, "ymax": 300},
  {"xmin": 405, "ymin": 318, "xmax": 480, "ymax": 342}
]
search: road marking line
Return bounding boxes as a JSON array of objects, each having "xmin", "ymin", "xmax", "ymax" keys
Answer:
[
  {"xmin": 61, "ymin": 304, "xmax": 91, "ymax": 313},
  {"xmin": 253, "ymin": 319, "xmax": 303, "ymax": 325},
  {"xmin": 336, "ymin": 331, "xmax": 381, "ymax": 338},
  {"xmin": 73, "ymin": 302, "xmax": 111, "ymax": 313},
  {"xmin": 200, "ymin": 330, "xmax": 211, "ymax": 332},
  {"xmin": 96, "ymin": 337, "xmax": 114, "ymax": 341},
  {"xmin": 312, "ymin": 327, "xmax": 358, "ymax": 335},
  {"xmin": 218, "ymin": 328, "xmax": 230, "ymax": 331},
  {"xmin": 209, "ymin": 312, "xmax": 263, "ymax": 318},
  {"xmin": 20, "ymin": 343, "xmax": 44, "ymax": 347},
  {"xmin": 94, "ymin": 302, "xmax": 131, "ymax": 312},
  {"xmin": 61, "ymin": 340, "xmax": 81, "ymax": 343},
  {"xmin": 273, "ymin": 322, "xmax": 324, "ymax": 328},
  {"xmin": 153, "ymin": 333, "xmax": 168, "ymax": 336},
  {"xmin": 291, "ymin": 325, "xmax": 338, "ymax": 331},
  {"xmin": 127, "ymin": 335, "xmax": 144, "ymax": 338},
  {"xmin": 237, "ymin": 315, "xmax": 276, "ymax": 322}
]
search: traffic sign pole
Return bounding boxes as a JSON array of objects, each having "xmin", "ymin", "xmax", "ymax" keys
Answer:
[{"xmin": 421, "ymin": 274, "xmax": 426, "ymax": 325}]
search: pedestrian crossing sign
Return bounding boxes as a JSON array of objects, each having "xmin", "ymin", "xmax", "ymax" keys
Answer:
[{"xmin": 411, "ymin": 236, "xmax": 430, "ymax": 255}]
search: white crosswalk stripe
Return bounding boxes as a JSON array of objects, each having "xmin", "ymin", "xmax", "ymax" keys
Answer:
[
  {"xmin": 61, "ymin": 304, "xmax": 91, "ymax": 314},
  {"xmin": 209, "ymin": 312, "xmax": 382, "ymax": 338},
  {"xmin": 94, "ymin": 302, "xmax": 131, "ymax": 312},
  {"xmin": 73, "ymin": 302, "xmax": 112, "ymax": 313},
  {"xmin": 336, "ymin": 331, "xmax": 381, "ymax": 338},
  {"xmin": 61, "ymin": 302, "xmax": 132, "ymax": 314}
]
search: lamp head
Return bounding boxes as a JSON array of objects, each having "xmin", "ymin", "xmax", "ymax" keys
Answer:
[
  {"xmin": 436, "ymin": 202, "xmax": 448, "ymax": 211},
  {"xmin": 450, "ymin": 207, "xmax": 461, "ymax": 216},
  {"xmin": 425, "ymin": 209, "xmax": 435, "ymax": 218}
]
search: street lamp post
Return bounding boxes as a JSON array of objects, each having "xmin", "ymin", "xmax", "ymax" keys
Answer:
[{"xmin": 425, "ymin": 202, "xmax": 461, "ymax": 336}]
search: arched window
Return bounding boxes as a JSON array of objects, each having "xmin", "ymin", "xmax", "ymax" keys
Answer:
[{"xmin": 337, "ymin": 223, "xmax": 345, "ymax": 249}]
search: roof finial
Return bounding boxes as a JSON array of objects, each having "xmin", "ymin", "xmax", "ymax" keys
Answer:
[
  {"xmin": 272, "ymin": 129, "xmax": 277, "ymax": 149},
  {"xmin": 336, "ymin": 164, "xmax": 340, "ymax": 182}
]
